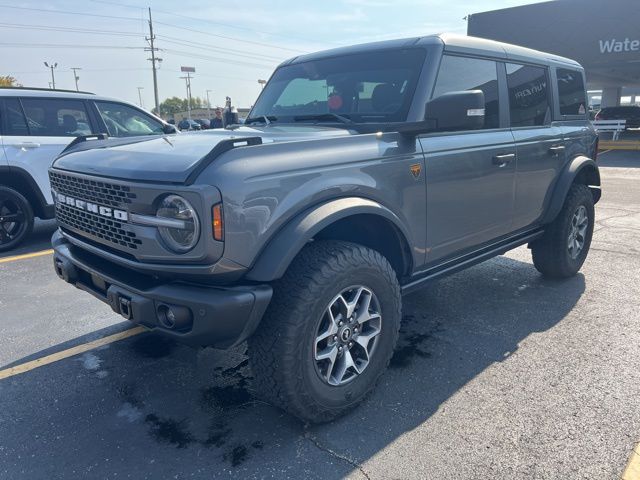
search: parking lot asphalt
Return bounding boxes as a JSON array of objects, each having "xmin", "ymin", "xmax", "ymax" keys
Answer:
[{"xmin": 1, "ymin": 150, "xmax": 639, "ymax": 479}]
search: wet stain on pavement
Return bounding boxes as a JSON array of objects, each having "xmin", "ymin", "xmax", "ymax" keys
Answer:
[
  {"xmin": 389, "ymin": 315, "xmax": 441, "ymax": 369},
  {"xmin": 131, "ymin": 335, "xmax": 176, "ymax": 359},
  {"xmin": 203, "ymin": 421, "xmax": 232, "ymax": 448},
  {"xmin": 145, "ymin": 414, "xmax": 194, "ymax": 448},
  {"xmin": 201, "ymin": 360, "xmax": 254, "ymax": 409},
  {"xmin": 224, "ymin": 445, "xmax": 248, "ymax": 467}
]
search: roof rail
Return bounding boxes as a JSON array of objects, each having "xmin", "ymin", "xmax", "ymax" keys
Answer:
[{"xmin": 0, "ymin": 86, "xmax": 95, "ymax": 95}]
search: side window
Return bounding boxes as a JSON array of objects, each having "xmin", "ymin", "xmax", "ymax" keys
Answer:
[
  {"xmin": 432, "ymin": 55, "xmax": 500, "ymax": 130},
  {"xmin": 1, "ymin": 98, "xmax": 29, "ymax": 136},
  {"xmin": 20, "ymin": 98, "xmax": 92, "ymax": 136},
  {"xmin": 506, "ymin": 63, "xmax": 551, "ymax": 127},
  {"xmin": 556, "ymin": 68, "xmax": 587, "ymax": 116},
  {"xmin": 95, "ymin": 101, "xmax": 164, "ymax": 137}
]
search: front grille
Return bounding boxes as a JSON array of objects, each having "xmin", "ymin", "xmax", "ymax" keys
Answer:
[
  {"xmin": 50, "ymin": 171, "xmax": 137, "ymax": 208},
  {"xmin": 56, "ymin": 203, "xmax": 142, "ymax": 250},
  {"xmin": 50, "ymin": 171, "xmax": 142, "ymax": 251}
]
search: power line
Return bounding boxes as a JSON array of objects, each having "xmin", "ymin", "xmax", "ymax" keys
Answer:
[
  {"xmin": 0, "ymin": 21, "xmax": 141, "ymax": 37},
  {"xmin": 157, "ymin": 36, "xmax": 285, "ymax": 63},
  {"xmin": 88, "ymin": 0, "xmax": 339, "ymax": 47},
  {"xmin": 0, "ymin": 4, "xmax": 144, "ymax": 23},
  {"xmin": 163, "ymin": 49, "xmax": 275, "ymax": 70},
  {"xmin": 0, "ymin": 3, "xmax": 307, "ymax": 54},
  {"xmin": 154, "ymin": 21, "xmax": 307, "ymax": 54},
  {"xmin": 0, "ymin": 42, "xmax": 142, "ymax": 49}
]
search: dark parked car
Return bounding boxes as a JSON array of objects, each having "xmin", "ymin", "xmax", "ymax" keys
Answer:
[
  {"xmin": 194, "ymin": 119, "xmax": 211, "ymax": 130},
  {"xmin": 177, "ymin": 119, "xmax": 201, "ymax": 131},
  {"xmin": 50, "ymin": 34, "xmax": 599, "ymax": 423},
  {"xmin": 595, "ymin": 106, "xmax": 640, "ymax": 129}
]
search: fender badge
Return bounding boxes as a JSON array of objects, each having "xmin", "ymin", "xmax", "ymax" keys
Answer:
[{"xmin": 410, "ymin": 163, "xmax": 422, "ymax": 179}]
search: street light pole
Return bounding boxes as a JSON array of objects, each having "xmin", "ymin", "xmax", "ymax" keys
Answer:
[
  {"xmin": 137, "ymin": 87, "xmax": 144, "ymax": 108},
  {"xmin": 206, "ymin": 89, "xmax": 212, "ymax": 118},
  {"xmin": 71, "ymin": 67, "xmax": 81, "ymax": 91},
  {"xmin": 44, "ymin": 62, "xmax": 58, "ymax": 89},
  {"xmin": 180, "ymin": 72, "xmax": 193, "ymax": 121}
]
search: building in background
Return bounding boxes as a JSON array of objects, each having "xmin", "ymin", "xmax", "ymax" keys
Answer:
[
  {"xmin": 171, "ymin": 107, "xmax": 250, "ymax": 122},
  {"xmin": 468, "ymin": 0, "xmax": 640, "ymax": 108}
]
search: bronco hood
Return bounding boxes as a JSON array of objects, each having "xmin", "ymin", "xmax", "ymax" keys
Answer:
[{"xmin": 52, "ymin": 126, "xmax": 350, "ymax": 183}]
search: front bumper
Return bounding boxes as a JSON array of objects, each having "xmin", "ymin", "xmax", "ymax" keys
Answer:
[{"xmin": 52, "ymin": 230, "xmax": 272, "ymax": 348}]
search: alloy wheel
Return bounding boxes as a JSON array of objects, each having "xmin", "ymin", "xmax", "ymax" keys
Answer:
[{"xmin": 313, "ymin": 286, "xmax": 382, "ymax": 386}]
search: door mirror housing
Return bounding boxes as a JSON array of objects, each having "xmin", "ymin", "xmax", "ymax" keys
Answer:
[
  {"xmin": 425, "ymin": 90, "xmax": 485, "ymax": 132},
  {"xmin": 163, "ymin": 124, "xmax": 178, "ymax": 134}
]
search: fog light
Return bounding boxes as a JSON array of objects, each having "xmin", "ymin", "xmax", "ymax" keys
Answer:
[{"xmin": 156, "ymin": 303, "xmax": 193, "ymax": 330}]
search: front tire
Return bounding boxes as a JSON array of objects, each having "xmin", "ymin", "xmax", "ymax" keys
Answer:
[
  {"xmin": 0, "ymin": 186, "xmax": 34, "ymax": 252},
  {"xmin": 248, "ymin": 240, "xmax": 401, "ymax": 423},
  {"xmin": 531, "ymin": 184, "xmax": 595, "ymax": 278}
]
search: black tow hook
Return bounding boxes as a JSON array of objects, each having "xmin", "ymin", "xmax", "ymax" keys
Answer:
[
  {"xmin": 53, "ymin": 255, "xmax": 77, "ymax": 284},
  {"xmin": 118, "ymin": 296, "xmax": 133, "ymax": 320}
]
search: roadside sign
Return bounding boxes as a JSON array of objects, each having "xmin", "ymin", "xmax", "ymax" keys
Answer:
[{"xmin": 180, "ymin": 66, "xmax": 196, "ymax": 73}]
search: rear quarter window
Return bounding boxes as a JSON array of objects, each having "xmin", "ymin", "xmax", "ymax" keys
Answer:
[{"xmin": 556, "ymin": 68, "xmax": 587, "ymax": 117}]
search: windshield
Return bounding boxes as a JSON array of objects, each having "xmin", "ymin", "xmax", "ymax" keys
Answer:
[{"xmin": 250, "ymin": 48, "xmax": 427, "ymax": 123}]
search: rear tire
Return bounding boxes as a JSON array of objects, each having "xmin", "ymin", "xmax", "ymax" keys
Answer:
[
  {"xmin": 0, "ymin": 186, "xmax": 34, "ymax": 252},
  {"xmin": 531, "ymin": 184, "xmax": 594, "ymax": 278},
  {"xmin": 248, "ymin": 240, "xmax": 401, "ymax": 423}
]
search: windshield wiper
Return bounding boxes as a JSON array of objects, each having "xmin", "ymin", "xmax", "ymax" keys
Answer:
[
  {"xmin": 293, "ymin": 113, "xmax": 353, "ymax": 124},
  {"xmin": 244, "ymin": 115, "xmax": 277, "ymax": 125}
]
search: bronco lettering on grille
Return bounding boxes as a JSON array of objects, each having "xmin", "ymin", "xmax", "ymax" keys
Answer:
[{"xmin": 53, "ymin": 191, "xmax": 129, "ymax": 221}]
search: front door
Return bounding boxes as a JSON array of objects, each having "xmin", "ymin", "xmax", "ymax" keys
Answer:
[{"xmin": 419, "ymin": 54, "xmax": 516, "ymax": 265}]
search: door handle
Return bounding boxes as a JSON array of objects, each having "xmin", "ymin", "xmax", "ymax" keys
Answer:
[
  {"xmin": 549, "ymin": 145, "xmax": 565, "ymax": 155},
  {"xmin": 14, "ymin": 142, "xmax": 41, "ymax": 149},
  {"xmin": 492, "ymin": 153, "xmax": 515, "ymax": 166}
]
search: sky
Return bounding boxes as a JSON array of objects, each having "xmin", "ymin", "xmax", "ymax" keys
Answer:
[{"xmin": 2, "ymin": 0, "xmax": 543, "ymax": 110}]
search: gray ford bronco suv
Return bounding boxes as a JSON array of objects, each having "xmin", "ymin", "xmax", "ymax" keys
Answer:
[{"xmin": 50, "ymin": 34, "xmax": 600, "ymax": 422}]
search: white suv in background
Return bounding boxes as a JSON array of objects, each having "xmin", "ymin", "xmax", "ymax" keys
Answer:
[{"xmin": 0, "ymin": 87, "xmax": 177, "ymax": 251}]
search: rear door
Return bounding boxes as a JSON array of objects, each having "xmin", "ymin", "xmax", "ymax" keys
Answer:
[
  {"xmin": 506, "ymin": 63, "xmax": 565, "ymax": 231},
  {"xmin": 3, "ymin": 97, "xmax": 94, "ymax": 205},
  {"xmin": 554, "ymin": 67, "xmax": 592, "ymax": 158},
  {"xmin": 419, "ymin": 55, "xmax": 517, "ymax": 264}
]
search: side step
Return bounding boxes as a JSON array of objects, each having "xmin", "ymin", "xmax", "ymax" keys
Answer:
[{"xmin": 401, "ymin": 229, "xmax": 544, "ymax": 295}]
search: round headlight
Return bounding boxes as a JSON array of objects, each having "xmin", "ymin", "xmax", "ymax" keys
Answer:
[{"xmin": 157, "ymin": 194, "xmax": 200, "ymax": 253}]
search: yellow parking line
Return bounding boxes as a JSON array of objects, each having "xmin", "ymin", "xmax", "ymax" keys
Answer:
[
  {"xmin": 0, "ymin": 249, "xmax": 54, "ymax": 264},
  {"xmin": 0, "ymin": 326, "xmax": 146, "ymax": 380},
  {"xmin": 622, "ymin": 444, "xmax": 640, "ymax": 480}
]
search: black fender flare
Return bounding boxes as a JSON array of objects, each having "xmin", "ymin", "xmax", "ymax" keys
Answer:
[
  {"xmin": 245, "ymin": 197, "xmax": 413, "ymax": 282},
  {"xmin": 540, "ymin": 156, "xmax": 601, "ymax": 225}
]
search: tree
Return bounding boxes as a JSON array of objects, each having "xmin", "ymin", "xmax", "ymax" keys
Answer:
[
  {"xmin": 154, "ymin": 96, "xmax": 206, "ymax": 117},
  {"xmin": 0, "ymin": 75, "xmax": 21, "ymax": 87}
]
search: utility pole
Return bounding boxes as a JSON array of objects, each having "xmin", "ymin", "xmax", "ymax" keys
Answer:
[
  {"xmin": 145, "ymin": 8, "xmax": 161, "ymax": 115},
  {"xmin": 71, "ymin": 67, "xmax": 81, "ymax": 91},
  {"xmin": 44, "ymin": 62, "xmax": 57, "ymax": 89},
  {"xmin": 180, "ymin": 72, "xmax": 193, "ymax": 121},
  {"xmin": 137, "ymin": 87, "xmax": 144, "ymax": 108},
  {"xmin": 206, "ymin": 89, "xmax": 212, "ymax": 118}
]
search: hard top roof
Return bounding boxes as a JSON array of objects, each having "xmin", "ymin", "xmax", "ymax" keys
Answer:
[{"xmin": 282, "ymin": 33, "xmax": 582, "ymax": 69}]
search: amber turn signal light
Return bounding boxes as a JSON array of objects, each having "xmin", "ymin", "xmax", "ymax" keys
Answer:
[{"xmin": 212, "ymin": 203, "xmax": 224, "ymax": 241}]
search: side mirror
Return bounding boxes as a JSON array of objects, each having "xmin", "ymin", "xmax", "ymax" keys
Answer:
[
  {"xmin": 425, "ymin": 90, "xmax": 485, "ymax": 132},
  {"xmin": 163, "ymin": 124, "xmax": 178, "ymax": 134}
]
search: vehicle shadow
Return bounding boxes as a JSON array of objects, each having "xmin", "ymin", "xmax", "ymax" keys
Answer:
[
  {"xmin": 598, "ymin": 150, "xmax": 640, "ymax": 168},
  {"xmin": 0, "ymin": 254, "xmax": 585, "ymax": 479},
  {"xmin": 0, "ymin": 219, "xmax": 57, "ymax": 258}
]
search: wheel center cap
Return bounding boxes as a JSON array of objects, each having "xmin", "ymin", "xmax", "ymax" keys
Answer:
[{"xmin": 339, "ymin": 326, "xmax": 352, "ymax": 342}]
